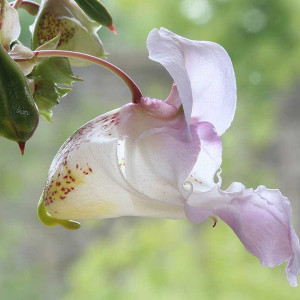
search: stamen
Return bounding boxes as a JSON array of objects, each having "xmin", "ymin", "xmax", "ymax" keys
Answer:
[{"xmin": 209, "ymin": 215, "xmax": 218, "ymax": 228}]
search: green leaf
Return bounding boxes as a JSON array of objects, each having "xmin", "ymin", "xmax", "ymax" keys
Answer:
[
  {"xmin": 30, "ymin": 37, "xmax": 83, "ymax": 121},
  {"xmin": 32, "ymin": 57, "xmax": 82, "ymax": 87},
  {"xmin": 73, "ymin": 0, "xmax": 113, "ymax": 27},
  {"xmin": 33, "ymin": 79, "xmax": 72, "ymax": 122}
]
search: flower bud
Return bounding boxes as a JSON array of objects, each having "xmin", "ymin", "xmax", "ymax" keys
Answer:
[
  {"xmin": 31, "ymin": 0, "xmax": 106, "ymax": 66},
  {"xmin": 0, "ymin": 44, "xmax": 39, "ymax": 154}
]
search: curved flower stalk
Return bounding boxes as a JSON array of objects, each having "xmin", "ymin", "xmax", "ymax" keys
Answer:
[{"xmin": 39, "ymin": 28, "xmax": 300, "ymax": 286}]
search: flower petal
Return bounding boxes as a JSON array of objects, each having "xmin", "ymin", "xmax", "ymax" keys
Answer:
[
  {"xmin": 186, "ymin": 183, "xmax": 300, "ymax": 286},
  {"xmin": 31, "ymin": 0, "xmax": 105, "ymax": 65},
  {"xmin": 187, "ymin": 122, "xmax": 222, "ymax": 192},
  {"xmin": 147, "ymin": 28, "xmax": 236, "ymax": 136},
  {"xmin": 0, "ymin": 0, "xmax": 21, "ymax": 49},
  {"xmin": 165, "ymin": 84, "xmax": 182, "ymax": 109},
  {"xmin": 43, "ymin": 108, "xmax": 185, "ymax": 220},
  {"xmin": 140, "ymin": 96, "xmax": 178, "ymax": 119},
  {"xmin": 124, "ymin": 118, "xmax": 200, "ymax": 205},
  {"xmin": 9, "ymin": 44, "xmax": 36, "ymax": 75},
  {"xmin": 117, "ymin": 103, "xmax": 222, "ymax": 202}
]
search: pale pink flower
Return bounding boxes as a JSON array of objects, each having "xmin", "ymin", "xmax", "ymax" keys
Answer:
[{"xmin": 41, "ymin": 28, "xmax": 300, "ymax": 286}]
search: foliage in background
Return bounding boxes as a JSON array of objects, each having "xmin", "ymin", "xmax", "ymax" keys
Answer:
[{"xmin": 65, "ymin": 220, "xmax": 297, "ymax": 300}]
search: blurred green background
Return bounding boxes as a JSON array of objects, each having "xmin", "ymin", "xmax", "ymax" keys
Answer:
[{"xmin": 1, "ymin": 0, "xmax": 300, "ymax": 298}]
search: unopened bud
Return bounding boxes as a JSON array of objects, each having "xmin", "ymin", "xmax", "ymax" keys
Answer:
[
  {"xmin": 0, "ymin": 44, "xmax": 39, "ymax": 154},
  {"xmin": 73, "ymin": 0, "xmax": 117, "ymax": 33}
]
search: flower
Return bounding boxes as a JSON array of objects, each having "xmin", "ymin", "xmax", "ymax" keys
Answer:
[
  {"xmin": 39, "ymin": 28, "xmax": 300, "ymax": 286},
  {"xmin": 31, "ymin": 0, "xmax": 106, "ymax": 65}
]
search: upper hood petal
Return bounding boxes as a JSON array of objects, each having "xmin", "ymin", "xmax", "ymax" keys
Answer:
[{"xmin": 147, "ymin": 28, "xmax": 236, "ymax": 136}]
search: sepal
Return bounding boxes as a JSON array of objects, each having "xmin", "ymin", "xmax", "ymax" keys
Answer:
[{"xmin": 9, "ymin": 44, "xmax": 36, "ymax": 75}]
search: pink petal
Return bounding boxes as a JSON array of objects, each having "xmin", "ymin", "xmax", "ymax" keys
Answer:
[
  {"xmin": 118, "ymin": 104, "xmax": 223, "ymax": 202},
  {"xmin": 119, "ymin": 103, "xmax": 200, "ymax": 202},
  {"xmin": 186, "ymin": 183, "xmax": 300, "ymax": 286},
  {"xmin": 140, "ymin": 96, "xmax": 178, "ymax": 119},
  {"xmin": 165, "ymin": 84, "xmax": 182, "ymax": 109},
  {"xmin": 147, "ymin": 28, "xmax": 236, "ymax": 136},
  {"xmin": 188, "ymin": 122, "xmax": 222, "ymax": 192}
]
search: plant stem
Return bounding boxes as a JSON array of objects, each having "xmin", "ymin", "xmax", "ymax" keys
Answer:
[
  {"xmin": 11, "ymin": 1, "xmax": 39, "ymax": 14},
  {"xmin": 12, "ymin": 0, "xmax": 23, "ymax": 9},
  {"xmin": 33, "ymin": 50, "xmax": 143, "ymax": 104}
]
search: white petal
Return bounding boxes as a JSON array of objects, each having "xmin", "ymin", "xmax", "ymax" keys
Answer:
[
  {"xmin": 9, "ymin": 44, "xmax": 36, "ymax": 75},
  {"xmin": 43, "ymin": 108, "xmax": 185, "ymax": 220},
  {"xmin": 0, "ymin": 0, "xmax": 20, "ymax": 49},
  {"xmin": 124, "ymin": 116, "xmax": 201, "ymax": 205},
  {"xmin": 147, "ymin": 28, "xmax": 236, "ymax": 136}
]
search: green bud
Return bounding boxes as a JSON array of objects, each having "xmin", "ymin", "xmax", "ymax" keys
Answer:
[
  {"xmin": 0, "ymin": 44, "xmax": 39, "ymax": 154},
  {"xmin": 73, "ymin": 0, "xmax": 116, "ymax": 32}
]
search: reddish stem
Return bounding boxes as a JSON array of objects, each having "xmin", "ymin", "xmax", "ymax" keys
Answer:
[
  {"xmin": 12, "ymin": 0, "xmax": 23, "ymax": 9},
  {"xmin": 33, "ymin": 50, "xmax": 142, "ymax": 104}
]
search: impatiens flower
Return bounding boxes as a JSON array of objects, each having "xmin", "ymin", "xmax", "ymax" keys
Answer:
[
  {"xmin": 39, "ymin": 28, "xmax": 300, "ymax": 286},
  {"xmin": 31, "ymin": 0, "xmax": 106, "ymax": 65}
]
